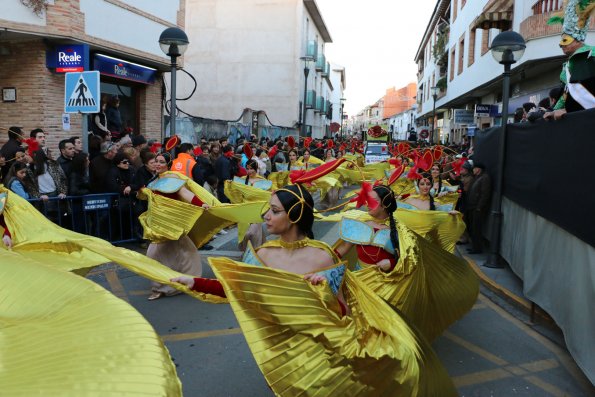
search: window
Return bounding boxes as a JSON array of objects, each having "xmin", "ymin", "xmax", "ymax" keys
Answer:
[
  {"xmin": 458, "ymin": 34, "xmax": 465, "ymax": 75},
  {"xmin": 468, "ymin": 28, "xmax": 476, "ymax": 66},
  {"xmin": 450, "ymin": 46, "xmax": 456, "ymax": 81}
]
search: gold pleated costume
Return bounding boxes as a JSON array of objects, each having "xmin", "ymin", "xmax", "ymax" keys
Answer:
[
  {"xmin": 138, "ymin": 172, "xmax": 267, "ymax": 245},
  {"xmin": 0, "ymin": 186, "xmax": 227, "ymax": 303},
  {"xmin": 0, "ymin": 248, "xmax": 182, "ymax": 396},
  {"xmin": 209, "ymin": 256, "xmax": 458, "ymax": 397},
  {"xmin": 320, "ymin": 210, "xmax": 478, "ymax": 341},
  {"xmin": 354, "ymin": 223, "xmax": 478, "ymax": 342}
]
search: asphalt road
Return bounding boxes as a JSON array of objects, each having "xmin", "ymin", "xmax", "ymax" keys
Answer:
[{"xmin": 87, "ymin": 218, "xmax": 593, "ymax": 397}]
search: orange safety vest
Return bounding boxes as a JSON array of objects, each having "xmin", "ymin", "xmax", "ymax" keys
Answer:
[{"xmin": 171, "ymin": 152, "xmax": 197, "ymax": 178}]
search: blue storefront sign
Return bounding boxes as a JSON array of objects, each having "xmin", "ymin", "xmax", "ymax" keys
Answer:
[
  {"xmin": 46, "ymin": 44, "xmax": 89, "ymax": 73},
  {"xmin": 93, "ymin": 54, "xmax": 156, "ymax": 84}
]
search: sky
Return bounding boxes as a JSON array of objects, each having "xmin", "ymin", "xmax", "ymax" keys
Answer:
[{"xmin": 315, "ymin": 0, "xmax": 438, "ymax": 116}]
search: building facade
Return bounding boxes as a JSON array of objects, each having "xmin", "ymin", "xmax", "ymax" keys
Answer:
[
  {"xmin": 414, "ymin": 0, "xmax": 595, "ymax": 145},
  {"xmin": 181, "ymin": 0, "xmax": 338, "ymax": 139},
  {"xmin": 0, "ymin": 0, "xmax": 184, "ymax": 150}
]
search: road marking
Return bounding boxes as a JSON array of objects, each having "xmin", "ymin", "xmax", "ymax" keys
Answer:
[
  {"xmin": 443, "ymin": 331, "xmax": 508, "ymax": 366},
  {"xmin": 453, "ymin": 368, "xmax": 510, "ymax": 388},
  {"xmin": 523, "ymin": 375, "xmax": 569, "ymax": 397},
  {"xmin": 478, "ymin": 295, "xmax": 593, "ymax": 392},
  {"xmin": 161, "ymin": 327, "xmax": 243, "ymax": 342},
  {"xmin": 105, "ymin": 270, "xmax": 129, "ymax": 302}
]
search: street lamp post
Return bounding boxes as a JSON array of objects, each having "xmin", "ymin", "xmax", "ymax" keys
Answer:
[
  {"xmin": 430, "ymin": 86, "xmax": 439, "ymax": 145},
  {"xmin": 485, "ymin": 31, "xmax": 526, "ymax": 269},
  {"xmin": 300, "ymin": 56, "xmax": 314, "ymax": 137},
  {"xmin": 159, "ymin": 27, "xmax": 189, "ymax": 139},
  {"xmin": 340, "ymin": 97, "xmax": 346, "ymax": 139}
]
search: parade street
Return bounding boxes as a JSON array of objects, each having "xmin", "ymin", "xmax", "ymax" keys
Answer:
[{"xmin": 87, "ymin": 220, "xmax": 593, "ymax": 397}]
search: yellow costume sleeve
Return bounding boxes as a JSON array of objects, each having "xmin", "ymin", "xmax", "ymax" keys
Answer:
[
  {"xmin": 267, "ymin": 171, "xmax": 290, "ymax": 190},
  {"xmin": 353, "ymin": 223, "xmax": 479, "ymax": 342},
  {"xmin": 223, "ymin": 180, "xmax": 272, "ymax": 204},
  {"xmin": 0, "ymin": 249, "xmax": 182, "ymax": 396},
  {"xmin": 209, "ymin": 257, "xmax": 457, "ymax": 397}
]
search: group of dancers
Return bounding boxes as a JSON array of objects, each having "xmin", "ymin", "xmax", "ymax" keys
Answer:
[{"xmin": 0, "ymin": 136, "xmax": 478, "ymax": 396}]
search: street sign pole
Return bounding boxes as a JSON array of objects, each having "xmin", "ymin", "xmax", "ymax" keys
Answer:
[{"xmin": 64, "ymin": 71, "xmax": 100, "ymax": 154}]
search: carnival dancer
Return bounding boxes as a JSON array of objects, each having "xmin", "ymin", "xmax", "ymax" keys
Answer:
[
  {"xmin": 545, "ymin": 0, "xmax": 595, "ymax": 119},
  {"xmin": 235, "ymin": 158, "xmax": 273, "ymax": 251},
  {"xmin": 139, "ymin": 149, "xmax": 268, "ymax": 300},
  {"xmin": 430, "ymin": 162, "xmax": 458, "ymax": 197},
  {"xmin": 401, "ymin": 173, "xmax": 457, "ymax": 212},
  {"xmin": 144, "ymin": 153, "xmax": 207, "ymax": 300},
  {"xmin": 172, "ymin": 182, "xmax": 458, "ymax": 397}
]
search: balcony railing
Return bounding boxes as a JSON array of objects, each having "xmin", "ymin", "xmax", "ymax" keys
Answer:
[
  {"xmin": 306, "ymin": 90, "xmax": 316, "ymax": 108},
  {"xmin": 315, "ymin": 96, "xmax": 325, "ymax": 113},
  {"xmin": 531, "ymin": 0, "xmax": 563, "ymax": 15},
  {"xmin": 306, "ymin": 40, "xmax": 318, "ymax": 60},
  {"xmin": 321, "ymin": 62, "xmax": 330, "ymax": 77},
  {"xmin": 315, "ymin": 53, "xmax": 326, "ymax": 71}
]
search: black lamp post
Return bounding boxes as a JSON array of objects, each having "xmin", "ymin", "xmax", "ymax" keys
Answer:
[
  {"xmin": 485, "ymin": 30, "xmax": 526, "ymax": 269},
  {"xmin": 430, "ymin": 86, "xmax": 439, "ymax": 145},
  {"xmin": 340, "ymin": 97, "xmax": 346, "ymax": 139},
  {"xmin": 300, "ymin": 56, "xmax": 314, "ymax": 137},
  {"xmin": 159, "ymin": 27, "xmax": 189, "ymax": 138}
]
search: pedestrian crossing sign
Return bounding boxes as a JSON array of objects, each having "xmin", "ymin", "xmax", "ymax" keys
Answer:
[{"xmin": 64, "ymin": 71, "xmax": 100, "ymax": 113}]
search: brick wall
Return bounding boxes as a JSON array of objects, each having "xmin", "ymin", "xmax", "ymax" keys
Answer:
[
  {"xmin": 520, "ymin": 13, "xmax": 595, "ymax": 41},
  {"xmin": 0, "ymin": 40, "xmax": 81, "ymax": 152},
  {"xmin": 468, "ymin": 28, "xmax": 476, "ymax": 67}
]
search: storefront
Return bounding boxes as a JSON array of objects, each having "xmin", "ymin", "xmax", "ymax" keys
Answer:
[{"xmin": 39, "ymin": 42, "xmax": 163, "ymax": 146}]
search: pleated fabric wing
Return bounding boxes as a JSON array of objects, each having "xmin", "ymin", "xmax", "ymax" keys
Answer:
[
  {"xmin": 0, "ymin": 249, "xmax": 182, "ymax": 397},
  {"xmin": 354, "ymin": 223, "xmax": 479, "ymax": 342},
  {"xmin": 209, "ymin": 257, "xmax": 457, "ymax": 397},
  {"xmin": 394, "ymin": 208, "xmax": 466, "ymax": 253},
  {"xmin": 224, "ymin": 179, "xmax": 272, "ymax": 204},
  {"xmin": 1, "ymin": 188, "xmax": 226, "ymax": 303}
]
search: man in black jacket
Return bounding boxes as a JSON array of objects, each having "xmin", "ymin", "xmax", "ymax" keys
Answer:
[
  {"xmin": 466, "ymin": 163, "xmax": 491, "ymax": 254},
  {"xmin": 214, "ymin": 144, "xmax": 234, "ymax": 203}
]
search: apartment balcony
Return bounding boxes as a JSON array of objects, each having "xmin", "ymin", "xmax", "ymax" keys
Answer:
[
  {"xmin": 321, "ymin": 61, "xmax": 330, "ymax": 77},
  {"xmin": 306, "ymin": 40, "xmax": 318, "ymax": 60},
  {"xmin": 306, "ymin": 90, "xmax": 316, "ymax": 109},
  {"xmin": 315, "ymin": 53, "xmax": 326, "ymax": 72},
  {"xmin": 315, "ymin": 96, "xmax": 325, "ymax": 113}
]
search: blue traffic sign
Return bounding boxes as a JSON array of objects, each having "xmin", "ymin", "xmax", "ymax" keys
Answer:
[{"xmin": 64, "ymin": 71, "xmax": 100, "ymax": 113}]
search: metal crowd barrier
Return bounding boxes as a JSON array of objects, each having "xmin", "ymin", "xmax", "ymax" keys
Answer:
[{"xmin": 27, "ymin": 193, "xmax": 141, "ymax": 245}]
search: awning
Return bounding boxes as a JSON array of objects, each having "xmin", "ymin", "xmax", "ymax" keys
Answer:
[{"xmin": 471, "ymin": 0, "xmax": 514, "ymax": 30}]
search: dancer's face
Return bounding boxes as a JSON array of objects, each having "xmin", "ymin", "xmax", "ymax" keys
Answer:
[
  {"xmin": 263, "ymin": 194, "xmax": 290, "ymax": 235},
  {"xmin": 418, "ymin": 178, "xmax": 432, "ymax": 196}
]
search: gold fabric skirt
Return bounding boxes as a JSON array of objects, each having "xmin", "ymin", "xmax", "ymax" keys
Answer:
[{"xmin": 209, "ymin": 257, "xmax": 458, "ymax": 397}]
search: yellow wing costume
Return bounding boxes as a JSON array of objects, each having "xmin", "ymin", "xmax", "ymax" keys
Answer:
[
  {"xmin": 395, "ymin": 207, "xmax": 465, "ymax": 253},
  {"xmin": 353, "ymin": 223, "xmax": 479, "ymax": 342},
  {"xmin": 209, "ymin": 257, "xmax": 457, "ymax": 397},
  {"xmin": 0, "ymin": 186, "xmax": 226, "ymax": 303},
  {"xmin": 138, "ymin": 172, "xmax": 267, "ymax": 245},
  {"xmin": 0, "ymin": 248, "xmax": 182, "ymax": 396}
]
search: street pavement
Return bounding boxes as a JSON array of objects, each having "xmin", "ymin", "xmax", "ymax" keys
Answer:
[{"xmin": 87, "ymin": 221, "xmax": 593, "ymax": 397}]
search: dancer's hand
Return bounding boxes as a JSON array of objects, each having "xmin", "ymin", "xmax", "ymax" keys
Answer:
[
  {"xmin": 304, "ymin": 273, "xmax": 326, "ymax": 285},
  {"xmin": 2, "ymin": 235, "xmax": 12, "ymax": 249},
  {"xmin": 375, "ymin": 259, "xmax": 391, "ymax": 272},
  {"xmin": 170, "ymin": 276, "xmax": 195, "ymax": 289},
  {"xmin": 448, "ymin": 210, "xmax": 458, "ymax": 215},
  {"xmin": 201, "ymin": 204, "xmax": 210, "ymax": 209}
]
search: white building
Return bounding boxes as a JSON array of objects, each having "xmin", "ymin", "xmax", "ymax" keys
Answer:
[
  {"xmin": 329, "ymin": 64, "xmax": 347, "ymax": 135},
  {"xmin": 387, "ymin": 108, "xmax": 417, "ymax": 141},
  {"xmin": 180, "ymin": 0, "xmax": 338, "ymax": 139},
  {"xmin": 415, "ymin": 0, "xmax": 595, "ymax": 144}
]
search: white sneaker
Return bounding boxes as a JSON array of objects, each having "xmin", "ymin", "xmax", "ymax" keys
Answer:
[{"xmin": 218, "ymin": 229, "xmax": 228, "ymax": 235}]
